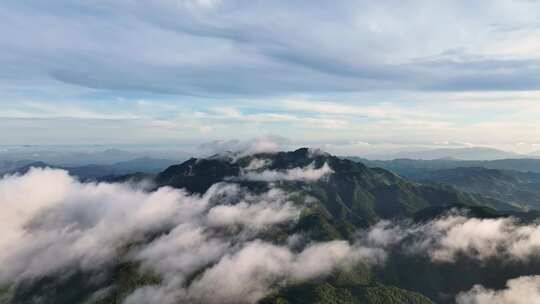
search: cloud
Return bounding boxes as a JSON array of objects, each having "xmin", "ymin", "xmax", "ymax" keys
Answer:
[
  {"xmin": 0, "ymin": 168, "xmax": 385, "ymax": 304},
  {"xmin": 206, "ymin": 188, "xmax": 301, "ymax": 229},
  {"xmin": 361, "ymin": 213, "xmax": 540, "ymax": 263},
  {"xmin": 9, "ymin": 168, "xmax": 540, "ymax": 304},
  {"xmin": 199, "ymin": 135, "xmax": 291, "ymax": 157},
  {"xmin": 426, "ymin": 215, "xmax": 540, "ymax": 262},
  {"xmin": 0, "ymin": 167, "xmax": 213, "ymax": 283},
  {"xmin": 456, "ymin": 275, "xmax": 540, "ymax": 304},
  {"xmin": 0, "ymin": 168, "xmax": 299, "ymax": 283},
  {"xmin": 183, "ymin": 240, "xmax": 385, "ymax": 304},
  {"xmin": 121, "ymin": 208, "xmax": 540, "ymax": 304},
  {"xmin": 125, "ymin": 239, "xmax": 385, "ymax": 304},
  {"xmin": 244, "ymin": 158, "xmax": 271, "ymax": 170},
  {"xmin": 3, "ymin": 0, "xmax": 540, "ymax": 98},
  {"xmin": 6, "ymin": 0, "xmax": 540, "ymax": 156},
  {"xmin": 362, "ymin": 220, "xmax": 410, "ymax": 247},
  {"xmin": 130, "ymin": 223, "xmax": 230, "ymax": 296},
  {"xmin": 239, "ymin": 162, "xmax": 334, "ymax": 182}
]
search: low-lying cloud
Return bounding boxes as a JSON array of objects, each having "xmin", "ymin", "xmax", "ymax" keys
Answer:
[
  {"xmin": 239, "ymin": 162, "xmax": 333, "ymax": 182},
  {"xmin": 0, "ymin": 168, "xmax": 379, "ymax": 304},
  {"xmin": 456, "ymin": 275, "xmax": 540, "ymax": 304},
  {"xmin": 7, "ymin": 168, "xmax": 540, "ymax": 303},
  {"xmin": 182, "ymin": 240, "xmax": 385, "ymax": 304},
  {"xmin": 0, "ymin": 168, "xmax": 199, "ymax": 283},
  {"xmin": 206, "ymin": 189, "xmax": 301, "ymax": 229},
  {"xmin": 363, "ymin": 213, "xmax": 540, "ymax": 263}
]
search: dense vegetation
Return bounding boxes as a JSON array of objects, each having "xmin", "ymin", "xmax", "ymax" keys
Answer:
[{"xmin": 350, "ymin": 157, "xmax": 540, "ymax": 210}]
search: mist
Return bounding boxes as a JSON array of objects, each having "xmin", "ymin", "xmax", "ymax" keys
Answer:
[
  {"xmin": 0, "ymin": 168, "xmax": 383, "ymax": 303},
  {"xmin": 362, "ymin": 212, "xmax": 540, "ymax": 263}
]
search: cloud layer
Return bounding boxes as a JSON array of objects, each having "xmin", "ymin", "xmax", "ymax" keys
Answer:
[
  {"xmin": 456, "ymin": 276, "xmax": 540, "ymax": 304},
  {"xmin": 3, "ymin": 1, "xmax": 540, "ymax": 95},
  {"xmin": 0, "ymin": 168, "xmax": 380, "ymax": 304},
  {"xmin": 4, "ymin": 1, "xmax": 540, "ymax": 150},
  {"xmin": 239, "ymin": 162, "xmax": 334, "ymax": 182},
  {"xmin": 5, "ymin": 168, "xmax": 540, "ymax": 303},
  {"xmin": 363, "ymin": 213, "xmax": 540, "ymax": 263}
]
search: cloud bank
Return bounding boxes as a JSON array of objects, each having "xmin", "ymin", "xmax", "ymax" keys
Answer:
[
  {"xmin": 239, "ymin": 162, "xmax": 334, "ymax": 182},
  {"xmin": 5, "ymin": 169, "xmax": 540, "ymax": 303},
  {"xmin": 0, "ymin": 168, "xmax": 380, "ymax": 304},
  {"xmin": 206, "ymin": 189, "xmax": 301, "ymax": 229},
  {"xmin": 181, "ymin": 240, "xmax": 384, "ymax": 304},
  {"xmin": 363, "ymin": 213, "xmax": 540, "ymax": 263},
  {"xmin": 0, "ymin": 167, "xmax": 223, "ymax": 283},
  {"xmin": 456, "ymin": 275, "xmax": 540, "ymax": 304},
  {"xmin": 3, "ymin": 1, "xmax": 540, "ymax": 96}
]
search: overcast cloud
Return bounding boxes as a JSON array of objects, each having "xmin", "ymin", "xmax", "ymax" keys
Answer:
[{"xmin": 2, "ymin": 0, "xmax": 540, "ymax": 152}]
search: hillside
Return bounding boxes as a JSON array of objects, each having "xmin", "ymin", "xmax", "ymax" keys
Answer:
[
  {"xmin": 156, "ymin": 148, "xmax": 517, "ymax": 227},
  {"xmin": 4, "ymin": 148, "xmax": 539, "ymax": 304},
  {"xmin": 349, "ymin": 157, "xmax": 540, "ymax": 210},
  {"xmin": 410, "ymin": 167, "xmax": 540, "ymax": 210}
]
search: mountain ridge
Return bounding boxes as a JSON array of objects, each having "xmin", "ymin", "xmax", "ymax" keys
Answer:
[
  {"xmin": 365, "ymin": 147, "xmax": 521, "ymax": 161},
  {"xmin": 154, "ymin": 148, "xmax": 519, "ymax": 225}
]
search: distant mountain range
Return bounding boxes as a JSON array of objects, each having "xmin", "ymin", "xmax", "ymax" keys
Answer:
[
  {"xmin": 411, "ymin": 167, "xmax": 540, "ymax": 210},
  {"xmin": 350, "ymin": 157, "xmax": 540, "ymax": 174},
  {"xmin": 2, "ymin": 157, "xmax": 179, "ymax": 180},
  {"xmin": 368, "ymin": 147, "xmax": 523, "ymax": 161},
  {"xmin": 348, "ymin": 157, "xmax": 540, "ymax": 210},
  {"xmin": 0, "ymin": 148, "xmax": 189, "ymax": 166}
]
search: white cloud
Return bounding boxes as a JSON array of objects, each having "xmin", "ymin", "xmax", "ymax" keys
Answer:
[
  {"xmin": 360, "ymin": 213, "xmax": 540, "ymax": 263},
  {"xmin": 4, "ymin": 0, "xmax": 540, "ymax": 150},
  {"xmin": 0, "ymin": 167, "xmax": 388, "ymax": 304},
  {"xmin": 206, "ymin": 189, "xmax": 301, "ymax": 229},
  {"xmin": 244, "ymin": 158, "xmax": 271, "ymax": 170},
  {"xmin": 456, "ymin": 276, "xmax": 540, "ymax": 304},
  {"xmin": 363, "ymin": 220, "xmax": 410, "ymax": 248},
  {"xmin": 0, "ymin": 168, "xmax": 211, "ymax": 283},
  {"xmin": 0, "ymin": 168, "xmax": 299, "ymax": 284},
  {"xmin": 184, "ymin": 240, "xmax": 385, "ymax": 304},
  {"xmin": 238, "ymin": 162, "xmax": 333, "ymax": 182},
  {"xmin": 199, "ymin": 135, "xmax": 291, "ymax": 157}
]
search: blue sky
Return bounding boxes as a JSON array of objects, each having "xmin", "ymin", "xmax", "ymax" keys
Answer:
[{"xmin": 2, "ymin": 0, "xmax": 540, "ymax": 155}]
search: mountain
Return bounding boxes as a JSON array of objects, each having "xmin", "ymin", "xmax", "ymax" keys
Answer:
[
  {"xmin": 155, "ymin": 148, "xmax": 518, "ymax": 228},
  {"xmin": 5, "ymin": 161, "xmax": 58, "ymax": 174},
  {"xmin": 347, "ymin": 157, "xmax": 540, "ymax": 210},
  {"xmin": 105, "ymin": 157, "xmax": 179, "ymax": 173},
  {"xmin": 406, "ymin": 167, "xmax": 540, "ymax": 210},
  {"xmin": 351, "ymin": 157, "xmax": 540, "ymax": 174},
  {"xmin": 0, "ymin": 159, "xmax": 36, "ymax": 174},
  {"xmin": 6, "ymin": 148, "xmax": 540, "ymax": 304},
  {"xmin": 371, "ymin": 147, "xmax": 520, "ymax": 161}
]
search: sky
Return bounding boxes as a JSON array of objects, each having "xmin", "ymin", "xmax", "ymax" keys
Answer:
[{"xmin": 1, "ymin": 0, "xmax": 540, "ymax": 155}]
